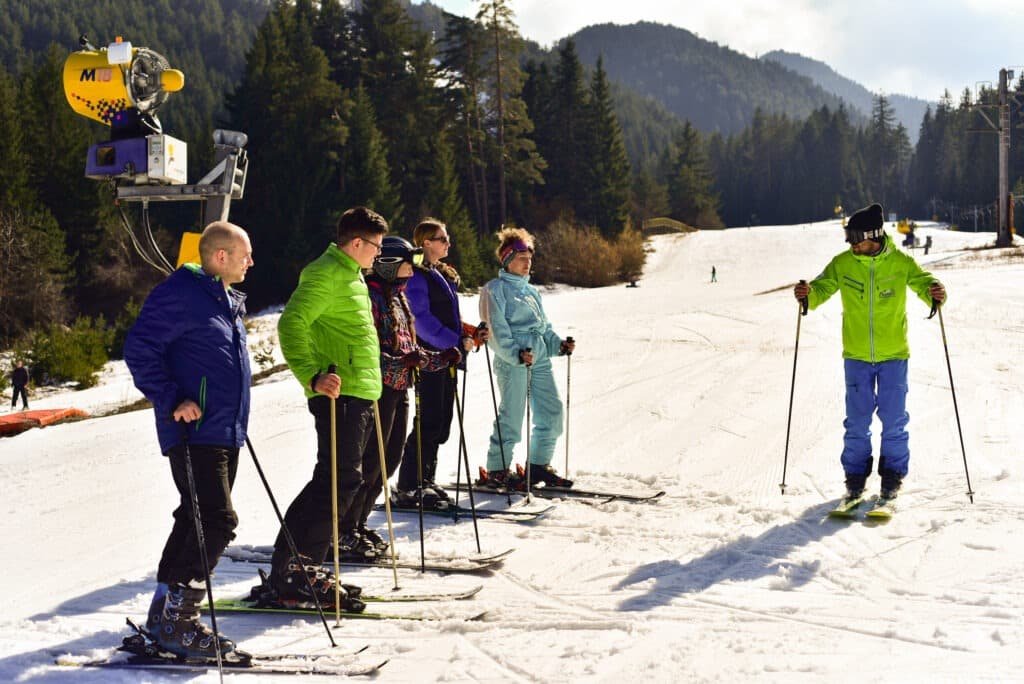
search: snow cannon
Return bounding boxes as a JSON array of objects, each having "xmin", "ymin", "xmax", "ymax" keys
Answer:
[{"xmin": 64, "ymin": 36, "xmax": 187, "ymax": 184}]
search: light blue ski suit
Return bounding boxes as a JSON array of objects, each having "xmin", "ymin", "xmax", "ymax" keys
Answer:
[{"xmin": 480, "ymin": 270, "xmax": 566, "ymax": 471}]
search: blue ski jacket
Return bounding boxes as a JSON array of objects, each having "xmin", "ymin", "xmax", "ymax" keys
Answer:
[
  {"xmin": 125, "ymin": 264, "xmax": 252, "ymax": 454},
  {"xmin": 480, "ymin": 269, "xmax": 564, "ymax": 367}
]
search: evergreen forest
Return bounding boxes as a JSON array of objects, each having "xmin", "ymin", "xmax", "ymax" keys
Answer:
[{"xmin": 1, "ymin": 0, "xmax": 1022, "ymax": 371}]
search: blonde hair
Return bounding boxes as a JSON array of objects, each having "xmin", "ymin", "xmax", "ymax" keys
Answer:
[
  {"xmin": 413, "ymin": 218, "xmax": 445, "ymax": 247},
  {"xmin": 494, "ymin": 227, "xmax": 535, "ymax": 264}
]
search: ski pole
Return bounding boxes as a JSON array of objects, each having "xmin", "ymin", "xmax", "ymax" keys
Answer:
[
  {"xmin": 451, "ymin": 365, "xmax": 481, "ymax": 552},
  {"xmin": 177, "ymin": 424, "xmax": 224, "ymax": 683},
  {"xmin": 480, "ymin": 323, "xmax": 513, "ymax": 506},
  {"xmin": 413, "ymin": 367, "xmax": 426, "ymax": 573},
  {"xmin": 244, "ymin": 437, "xmax": 336, "ymax": 646},
  {"xmin": 563, "ymin": 336, "xmax": 574, "ymax": 477},
  {"xmin": 523, "ymin": 347, "xmax": 533, "ymax": 502},
  {"xmin": 371, "ymin": 400, "xmax": 401, "ymax": 589},
  {"xmin": 327, "ymin": 364, "xmax": 341, "ymax": 625},
  {"xmin": 935, "ymin": 301, "xmax": 975, "ymax": 503},
  {"xmin": 780, "ymin": 282, "xmax": 808, "ymax": 495}
]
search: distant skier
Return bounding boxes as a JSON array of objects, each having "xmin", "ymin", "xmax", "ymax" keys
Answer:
[
  {"xmin": 124, "ymin": 221, "xmax": 254, "ymax": 659},
  {"xmin": 9, "ymin": 360, "xmax": 29, "ymax": 410},
  {"xmin": 343, "ymin": 236, "xmax": 453, "ymax": 559},
  {"xmin": 793, "ymin": 203, "xmax": 946, "ymax": 503},
  {"xmin": 267, "ymin": 207, "xmax": 386, "ymax": 608},
  {"xmin": 394, "ymin": 219, "xmax": 484, "ymax": 509},
  {"xmin": 711, "ymin": 266, "xmax": 717, "ymax": 283},
  {"xmin": 477, "ymin": 227, "xmax": 576, "ymax": 489}
]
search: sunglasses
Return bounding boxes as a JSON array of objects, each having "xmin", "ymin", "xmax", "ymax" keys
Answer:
[{"xmin": 426, "ymin": 236, "xmax": 451, "ymax": 244}]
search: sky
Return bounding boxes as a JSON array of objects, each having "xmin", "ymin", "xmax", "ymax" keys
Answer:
[{"xmin": 423, "ymin": 0, "xmax": 1024, "ymax": 102}]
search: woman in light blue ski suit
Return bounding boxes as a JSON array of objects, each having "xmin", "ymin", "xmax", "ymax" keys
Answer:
[{"xmin": 479, "ymin": 228, "xmax": 575, "ymax": 489}]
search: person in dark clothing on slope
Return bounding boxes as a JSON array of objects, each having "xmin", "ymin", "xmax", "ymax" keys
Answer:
[
  {"xmin": 395, "ymin": 218, "xmax": 486, "ymax": 508},
  {"xmin": 10, "ymin": 360, "xmax": 29, "ymax": 410},
  {"xmin": 124, "ymin": 221, "xmax": 254, "ymax": 659}
]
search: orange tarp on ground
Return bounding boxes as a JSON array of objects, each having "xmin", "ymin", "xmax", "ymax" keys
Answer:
[{"xmin": 0, "ymin": 408, "xmax": 89, "ymax": 436}]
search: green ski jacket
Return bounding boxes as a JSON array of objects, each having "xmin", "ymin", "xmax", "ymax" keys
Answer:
[
  {"xmin": 807, "ymin": 235, "xmax": 941, "ymax": 362},
  {"xmin": 278, "ymin": 244, "xmax": 382, "ymax": 400}
]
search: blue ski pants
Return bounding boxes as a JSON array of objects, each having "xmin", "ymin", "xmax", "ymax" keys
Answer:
[
  {"xmin": 486, "ymin": 357, "xmax": 563, "ymax": 471},
  {"xmin": 841, "ymin": 358, "xmax": 910, "ymax": 479}
]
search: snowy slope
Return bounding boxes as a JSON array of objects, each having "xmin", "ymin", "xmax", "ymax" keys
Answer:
[{"xmin": 1, "ymin": 221, "xmax": 1021, "ymax": 682}]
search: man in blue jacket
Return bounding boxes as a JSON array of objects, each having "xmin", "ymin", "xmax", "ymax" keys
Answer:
[{"xmin": 124, "ymin": 221, "xmax": 254, "ymax": 659}]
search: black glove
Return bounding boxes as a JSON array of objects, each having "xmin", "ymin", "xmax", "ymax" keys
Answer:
[
  {"xmin": 441, "ymin": 347, "xmax": 462, "ymax": 367},
  {"xmin": 399, "ymin": 350, "xmax": 428, "ymax": 369}
]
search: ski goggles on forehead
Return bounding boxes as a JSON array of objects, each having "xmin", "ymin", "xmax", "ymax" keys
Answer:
[{"xmin": 499, "ymin": 239, "xmax": 534, "ymax": 266}]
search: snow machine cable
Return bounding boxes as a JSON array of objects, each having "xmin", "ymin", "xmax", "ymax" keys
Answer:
[
  {"xmin": 327, "ymin": 363, "xmax": 342, "ymax": 625},
  {"xmin": 564, "ymin": 336, "xmax": 574, "ymax": 477},
  {"xmin": 116, "ymin": 202, "xmax": 171, "ymax": 275},
  {"xmin": 371, "ymin": 400, "xmax": 401, "ymax": 590},
  {"xmin": 412, "ymin": 367, "xmax": 426, "ymax": 573},
  {"xmin": 450, "ymin": 365, "xmax": 481, "ymax": 552},
  {"xmin": 142, "ymin": 201, "xmax": 175, "ymax": 273},
  {"xmin": 178, "ymin": 425, "xmax": 225, "ymax": 683},
  {"xmin": 780, "ymin": 281, "xmax": 808, "ymax": 495},
  {"xmin": 480, "ymin": 323, "xmax": 513, "ymax": 506},
  {"xmin": 243, "ymin": 437, "xmax": 336, "ymax": 646},
  {"xmin": 934, "ymin": 302, "xmax": 975, "ymax": 503}
]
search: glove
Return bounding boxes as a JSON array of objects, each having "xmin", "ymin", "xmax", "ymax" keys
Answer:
[
  {"xmin": 560, "ymin": 338, "xmax": 575, "ymax": 356},
  {"xmin": 441, "ymin": 347, "xmax": 462, "ymax": 367},
  {"xmin": 399, "ymin": 350, "xmax": 428, "ymax": 369}
]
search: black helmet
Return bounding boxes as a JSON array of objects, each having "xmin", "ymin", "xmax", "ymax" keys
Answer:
[
  {"xmin": 845, "ymin": 203, "xmax": 885, "ymax": 244},
  {"xmin": 373, "ymin": 236, "xmax": 421, "ymax": 281}
]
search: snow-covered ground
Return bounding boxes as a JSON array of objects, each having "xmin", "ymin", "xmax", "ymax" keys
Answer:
[{"xmin": 1, "ymin": 221, "xmax": 1022, "ymax": 682}]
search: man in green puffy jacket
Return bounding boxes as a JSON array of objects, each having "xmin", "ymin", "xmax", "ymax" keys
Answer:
[
  {"xmin": 267, "ymin": 206, "xmax": 386, "ymax": 608},
  {"xmin": 793, "ymin": 203, "xmax": 946, "ymax": 502}
]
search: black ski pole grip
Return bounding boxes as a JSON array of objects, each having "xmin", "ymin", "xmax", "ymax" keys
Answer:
[
  {"xmin": 565, "ymin": 336, "xmax": 575, "ymax": 356},
  {"xmin": 928, "ymin": 281, "xmax": 940, "ymax": 319},
  {"xmin": 327, "ymin": 363, "xmax": 337, "ymax": 374},
  {"xmin": 798, "ymin": 279, "xmax": 808, "ymax": 316}
]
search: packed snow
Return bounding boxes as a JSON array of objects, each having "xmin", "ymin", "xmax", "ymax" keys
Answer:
[{"xmin": 1, "ymin": 220, "xmax": 1021, "ymax": 682}]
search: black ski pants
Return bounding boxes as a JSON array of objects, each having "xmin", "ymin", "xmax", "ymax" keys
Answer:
[
  {"xmin": 342, "ymin": 386, "xmax": 409, "ymax": 531},
  {"xmin": 11, "ymin": 385, "xmax": 28, "ymax": 409},
  {"xmin": 271, "ymin": 395, "xmax": 373, "ymax": 571},
  {"xmin": 398, "ymin": 367, "xmax": 455, "ymax": 490},
  {"xmin": 157, "ymin": 443, "xmax": 239, "ymax": 586}
]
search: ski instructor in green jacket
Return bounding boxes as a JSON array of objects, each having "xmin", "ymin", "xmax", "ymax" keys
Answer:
[
  {"xmin": 794, "ymin": 203, "xmax": 946, "ymax": 502},
  {"xmin": 266, "ymin": 206, "xmax": 387, "ymax": 609}
]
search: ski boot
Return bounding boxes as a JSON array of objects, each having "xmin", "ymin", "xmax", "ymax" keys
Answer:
[
  {"xmin": 476, "ymin": 466, "xmax": 525, "ymax": 491},
  {"xmin": 359, "ymin": 525, "xmax": 389, "ymax": 554},
  {"xmin": 154, "ymin": 582, "xmax": 237, "ymax": 659},
  {"xmin": 267, "ymin": 556, "xmax": 365, "ymax": 612},
  {"xmin": 390, "ymin": 486, "xmax": 449, "ymax": 511},
  {"xmin": 523, "ymin": 462, "xmax": 574, "ymax": 488},
  {"xmin": 339, "ymin": 529, "xmax": 378, "ymax": 561},
  {"xmin": 879, "ymin": 471, "xmax": 903, "ymax": 501}
]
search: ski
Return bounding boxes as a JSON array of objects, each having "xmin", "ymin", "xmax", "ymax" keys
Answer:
[
  {"xmin": 54, "ymin": 618, "xmax": 387, "ymax": 677},
  {"xmin": 447, "ymin": 482, "xmax": 663, "ymax": 503},
  {"xmin": 865, "ymin": 495, "xmax": 897, "ymax": 520},
  {"xmin": 827, "ymin": 494, "xmax": 864, "ymax": 519},
  {"xmin": 58, "ymin": 656, "xmax": 388, "ymax": 677},
  {"xmin": 224, "ymin": 545, "xmax": 512, "ymax": 574},
  {"xmin": 213, "ymin": 597, "xmax": 488, "ymax": 622},
  {"xmin": 374, "ymin": 500, "xmax": 554, "ymax": 521}
]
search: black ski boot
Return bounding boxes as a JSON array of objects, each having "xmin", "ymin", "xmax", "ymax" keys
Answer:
[
  {"xmin": 843, "ymin": 473, "xmax": 867, "ymax": 500},
  {"xmin": 359, "ymin": 525, "xmax": 389, "ymax": 554},
  {"xmin": 154, "ymin": 582, "xmax": 236, "ymax": 659},
  {"xmin": 526, "ymin": 463, "xmax": 574, "ymax": 488},
  {"xmin": 879, "ymin": 471, "xmax": 903, "ymax": 500},
  {"xmin": 268, "ymin": 555, "xmax": 365, "ymax": 613},
  {"xmin": 476, "ymin": 466, "xmax": 524, "ymax": 491},
  {"xmin": 390, "ymin": 486, "xmax": 448, "ymax": 510}
]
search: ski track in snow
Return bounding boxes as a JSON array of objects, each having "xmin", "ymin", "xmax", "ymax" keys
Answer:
[{"xmin": 2, "ymin": 221, "xmax": 1023, "ymax": 681}]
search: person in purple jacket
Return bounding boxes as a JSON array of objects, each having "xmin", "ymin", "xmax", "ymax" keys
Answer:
[
  {"xmin": 124, "ymin": 221, "xmax": 253, "ymax": 659},
  {"xmin": 393, "ymin": 219, "xmax": 483, "ymax": 508}
]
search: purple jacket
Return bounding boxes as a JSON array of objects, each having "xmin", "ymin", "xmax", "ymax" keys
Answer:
[{"xmin": 404, "ymin": 263, "xmax": 462, "ymax": 352}]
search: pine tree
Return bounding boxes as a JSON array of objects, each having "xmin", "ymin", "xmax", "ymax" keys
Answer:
[
  {"xmin": 667, "ymin": 123, "xmax": 722, "ymax": 227},
  {"xmin": 546, "ymin": 40, "xmax": 589, "ymax": 215},
  {"xmin": 424, "ymin": 132, "xmax": 487, "ymax": 286},
  {"xmin": 0, "ymin": 65, "xmax": 31, "ymax": 211},
  {"xmin": 342, "ymin": 85, "xmax": 403, "ymax": 227},
  {"xmin": 581, "ymin": 56, "xmax": 631, "ymax": 236}
]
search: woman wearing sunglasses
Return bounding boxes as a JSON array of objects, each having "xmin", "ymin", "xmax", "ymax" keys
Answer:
[
  {"xmin": 394, "ymin": 219, "xmax": 481, "ymax": 509},
  {"xmin": 477, "ymin": 227, "xmax": 576, "ymax": 490}
]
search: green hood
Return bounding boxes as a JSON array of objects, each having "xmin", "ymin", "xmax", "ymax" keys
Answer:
[{"xmin": 807, "ymin": 235, "xmax": 941, "ymax": 362}]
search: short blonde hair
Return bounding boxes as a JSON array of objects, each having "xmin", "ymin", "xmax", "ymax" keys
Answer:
[{"xmin": 494, "ymin": 227, "xmax": 535, "ymax": 265}]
